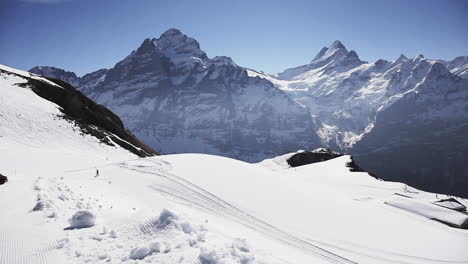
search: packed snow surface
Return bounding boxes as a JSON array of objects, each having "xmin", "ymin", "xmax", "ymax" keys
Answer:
[{"xmin": 1, "ymin": 64, "xmax": 468, "ymax": 263}]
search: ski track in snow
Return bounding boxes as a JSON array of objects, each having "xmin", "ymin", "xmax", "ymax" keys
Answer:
[{"xmin": 118, "ymin": 159, "xmax": 468, "ymax": 264}]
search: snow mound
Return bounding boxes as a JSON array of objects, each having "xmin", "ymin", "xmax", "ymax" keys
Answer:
[
  {"xmin": 116, "ymin": 208, "xmax": 267, "ymax": 263},
  {"xmin": 199, "ymin": 239, "xmax": 255, "ymax": 264},
  {"xmin": 68, "ymin": 210, "xmax": 96, "ymax": 229}
]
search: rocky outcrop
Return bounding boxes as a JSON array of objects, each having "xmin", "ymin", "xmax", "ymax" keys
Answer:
[
  {"xmin": 0, "ymin": 173, "xmax": 7, "ymax": 185},
  {"xmin": 287, "ymin": 148, "xmax": 343, "ymax": 167}
]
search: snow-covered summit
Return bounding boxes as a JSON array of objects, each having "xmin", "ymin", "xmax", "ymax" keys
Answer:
[
  {"xmin": 312, "ymin": 40, "xmax": 348, "ymax": 61},
  {"xmin": 277, "ymin": 40, "xmax": 365, "ymax": 80}
]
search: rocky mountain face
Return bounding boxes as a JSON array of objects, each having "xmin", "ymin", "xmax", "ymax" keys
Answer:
[
  {"xmin": 31, "ymin": 29, "xmax": 321, "ymax": 161},
  {"xmin": 29, "ymin": 30, "xmax": 468, "ymax": 197},
  {"xmin": 441, "ymin": 55, "xmax": 468, "ymax": 79},
  {"xmin": 351, "ymin": 63, "xmax": 468, "ymax": 196}
]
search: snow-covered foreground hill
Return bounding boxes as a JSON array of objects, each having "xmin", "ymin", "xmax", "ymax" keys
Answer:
[{"xmin": 2, "ymin": 65, "xmax": 468, "ymax": 264}]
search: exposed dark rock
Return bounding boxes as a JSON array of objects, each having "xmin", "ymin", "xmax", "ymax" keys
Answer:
[
  {"xmin": 345, "ymin": 156, "xmax": 378, "ymax": 178},
  {"xmin": 0, "ymin": 173, "xmax": 7, "ymax": 185},
  {"xmin": 287, "ymin": 148, "xmax": 343, "ymax": 167}
]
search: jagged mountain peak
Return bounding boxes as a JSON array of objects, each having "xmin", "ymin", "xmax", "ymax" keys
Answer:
[
  {"xmin": 398, "ymin": 54, "xmax": 408, "ymax": 60},
  {"xmin": 312, "ymin": 40, "xmax": 348, "ymax": 62},
  {"xmin": 413, "ymin": 54, "xmax": 425, "ymax": 63},
  {"xmin": 330, "ymin": 40, "xmax": 347, "ymax": 50},
  {"xmin": 277, "ymin": 40, "xmax": 364, "ymax": 80},
  {"xmin": 394, "ymin": 54, "xmax": 409, "ymax": 64},
  {"xmin": 346, "ymin": 50, "xmax": 360, "ymax": 60},
  {"xmin": 155, "ymin": 28, "xmax": 207, "ymax": 60},
  {"xmin": 130, "ymin": 28, "xmax": 207, "ymax": 62},
  {"xmin": 160, "ymin": 27, "xmax": 183, "ymax": 37}
]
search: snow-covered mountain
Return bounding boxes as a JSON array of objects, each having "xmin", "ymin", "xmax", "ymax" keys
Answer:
[
  {"xmin": 249, "ymin": 41, "xmax": 468, "ymax": 197},
  {"xmin": 32, "ymin": 29, "xmax": 322, "ymax": 161},
  {"xmin": 351, "ymin": 62, "xmax": 468, "ymax": 197},
  {"xmin": 252, "ymin": 42, "xmax": 468, "ymax": 150},
  {"xmin": 2, "ymin": 64, "xmax": 468, "ymax": 263},
  {"xmin": 441, "ymin": 55, "xmax": 468, "ymax": 79},
  {"xmin": 28, "ymin": 31, "xmax": 468, "ymax": 197}
]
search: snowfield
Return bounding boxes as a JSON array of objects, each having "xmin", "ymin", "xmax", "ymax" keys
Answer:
[{"xmin": 1, "ymin": 64, "xmax": 468, "ymax": 264}]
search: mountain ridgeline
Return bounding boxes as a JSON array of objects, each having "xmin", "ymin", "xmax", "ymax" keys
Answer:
[{"xmin": 30, "ymin": 28, "xmax": 468, "ymax": 197}]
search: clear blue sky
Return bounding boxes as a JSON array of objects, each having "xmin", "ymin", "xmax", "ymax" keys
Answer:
[{"xmin": 1, "ymin": 0, "xmax": 467, "ymax": 76}]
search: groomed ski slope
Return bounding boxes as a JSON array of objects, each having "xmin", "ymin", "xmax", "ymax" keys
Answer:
[{"xmin": 1, "ymin": 64, "xmax": 468, "ymax": 264}]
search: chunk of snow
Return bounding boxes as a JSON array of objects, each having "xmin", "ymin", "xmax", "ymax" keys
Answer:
[
  {"xmin": 149, "ymin": 241, "xmax": 162, "ymax": 253},
  {"xmin": 68, "ymin": 210, "xmax": 96, "ymax": 229},
  {"xmin": 128, "ymin": 245, "xmax": 151, "ymax": 260},
  {"xmin": 155, "ymin": 208, "xmax": 179, "ymax": 229},
  {"xmin": 109, "ymin": 230, "xmax": 118, "ymax": 238},
  {"xmin": 32, "ymin": 200, "xmax": 54, "ymax": 211}
]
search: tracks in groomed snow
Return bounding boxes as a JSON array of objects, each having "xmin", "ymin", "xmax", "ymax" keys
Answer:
[{"xmin": 120, "ymin": 159, "xmax": 468, "ymax": 264}]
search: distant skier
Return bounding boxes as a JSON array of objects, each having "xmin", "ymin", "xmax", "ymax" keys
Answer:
[{"xmin": 95, "ymin": 169, "xmax": 100, "ymax": 177}]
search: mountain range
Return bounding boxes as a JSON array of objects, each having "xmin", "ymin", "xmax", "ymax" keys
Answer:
[{"xmin": 29, "ymin": 28, "xmax": 468, "ymax": 197}]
